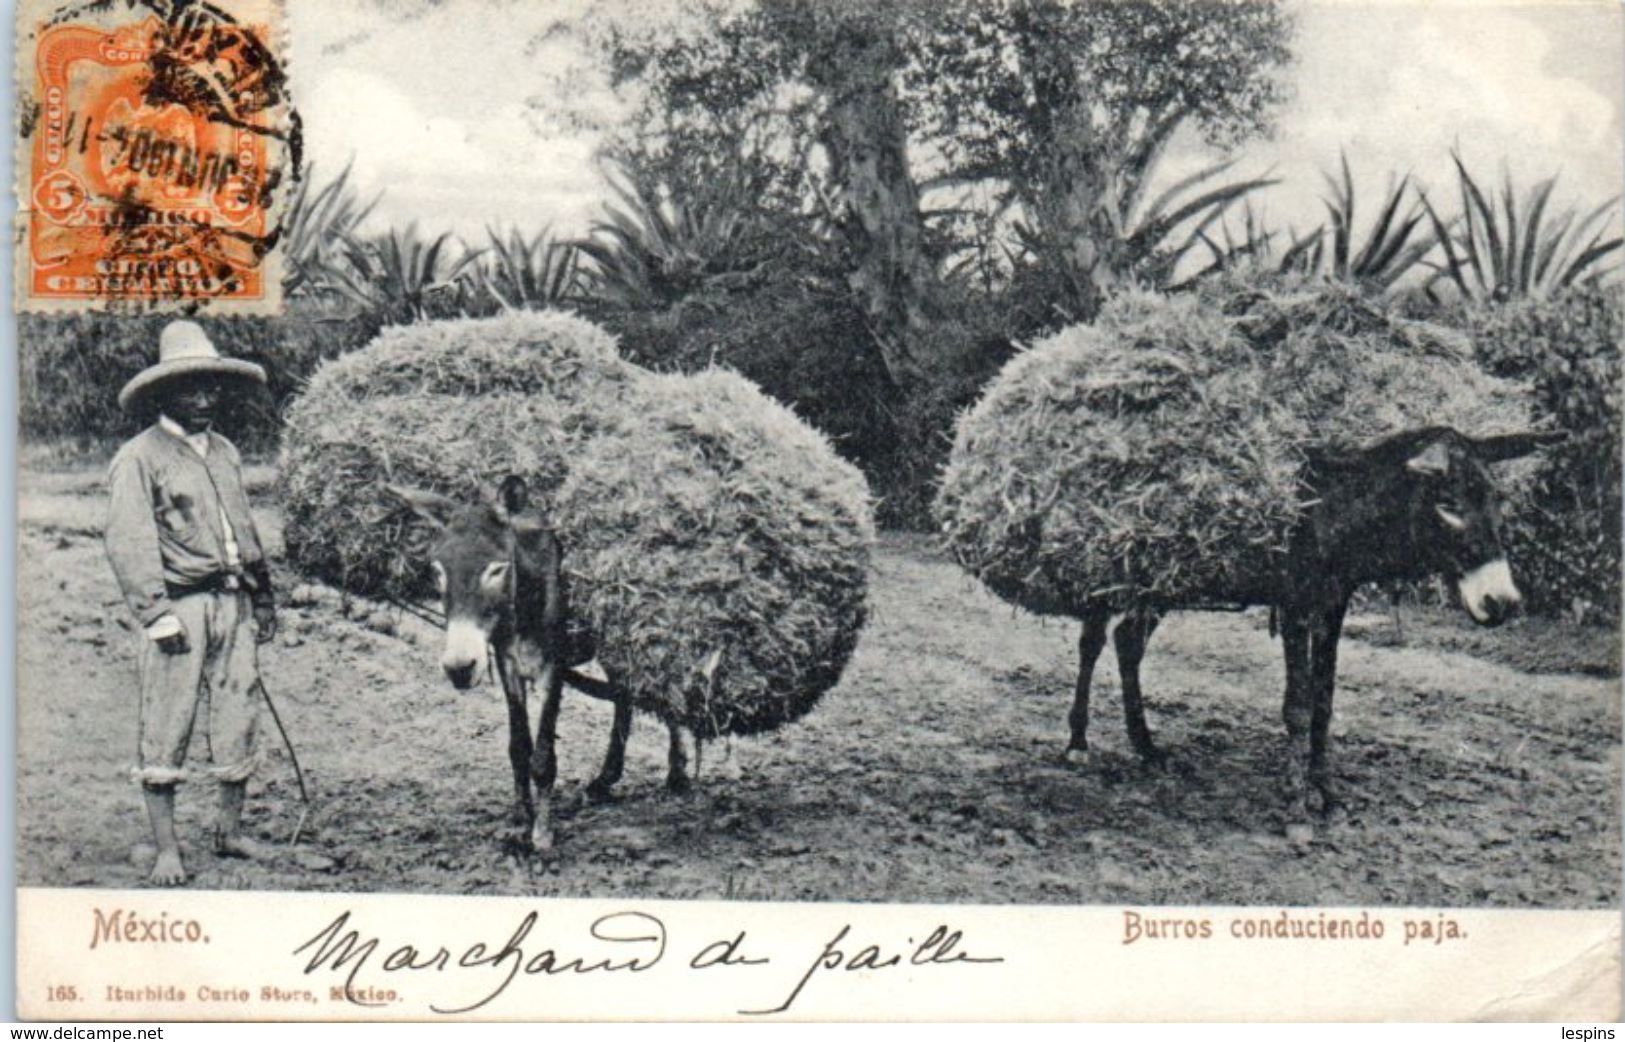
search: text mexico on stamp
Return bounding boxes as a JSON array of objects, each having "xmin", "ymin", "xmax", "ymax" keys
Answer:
[{"xmin": 15, "ymin": 0, "xmax": 298, "ymax": 313}]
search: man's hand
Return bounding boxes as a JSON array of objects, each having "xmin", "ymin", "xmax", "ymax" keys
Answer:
[
  {"xmin": 147, "ymin": 614, "xmax": 190, "ymax": 655},
  {"xmin": 253, "ymin": 603, "xmax": 277, "ymax": 644}
]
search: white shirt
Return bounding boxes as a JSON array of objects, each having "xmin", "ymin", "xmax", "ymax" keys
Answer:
[{"xmin": 148, "ymin": 415, "xmax": 242, "ymax": 641}]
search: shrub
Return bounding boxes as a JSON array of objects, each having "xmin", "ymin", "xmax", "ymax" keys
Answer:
[
  {"xmin": 1467, "ymin": 285, "xmax": 1622, "ymax": 621},
  {"xmin": 18, "ymin": 308, "xmax": 381, "ymax": 454},
  {"xmin": 595, "ymin": 269, "xmax": 1018, "ymax": 530}
]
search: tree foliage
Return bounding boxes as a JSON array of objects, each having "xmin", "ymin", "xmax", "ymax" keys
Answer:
[
  {"xmin": 560, "ymin": 0, "xmax": 1296, "ymax": 524},
  {"xmin": 1468, "ymin": 285, "xmax": 1622, "ymax": 621},
  {"xmin": 589, "ymin": 0, "xmax": 1295, "ymax": 345},
  {"xmin": 908, "ymin": 0, "xmax": 1293, "ymax": 313}
]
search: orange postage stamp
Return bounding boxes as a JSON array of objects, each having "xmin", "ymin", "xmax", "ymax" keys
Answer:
[{"xmin": 15, "ymin": 0, "xmax": 299, "ymax": 313}]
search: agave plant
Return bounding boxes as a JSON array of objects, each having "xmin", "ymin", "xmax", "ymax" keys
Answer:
[
  {"xmin": 1007, "ymin": 157, "xmax": 1278, "ymax": 305},
  {"xmin": 480, "ymin": 225, "xmax": 581, "ymax": 311},
  {"xmin": 576, "ymin": 162, "xmax": 756, "ymax": 310},
  {"xmin": 279, "ymin": 160, "xmax": 380, "ymax": 298},
  {"xmin": 1311, "ymin": 154, "xmax": 1439, "ymax": 291},
  {"xmin": 1164, "ymin": 199, "xmax": 1324, "ymax": 291},
  {"xmin": 1123, "ymin": 158, "xmax": 1281, "ymax": 279},
  {"xmin": 325, "ymin": 224, "xmax": 484, "ymax": 324},
  {"xmin": 1421, "ymin": 152, "xmax": 1622, "ymax": 302},
  {"xmin": 1183, "ymin": 155, "xmax": 1441, "ymax": 294}
]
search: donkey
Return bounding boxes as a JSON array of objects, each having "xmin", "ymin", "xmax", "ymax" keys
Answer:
[
  {"xmin": 1063, "ymin": 426, "xmax": 1561, "ymax": 826},
  {"xmin": 385, "ymin": 477, "xmax": 692, "ymax": 852}
]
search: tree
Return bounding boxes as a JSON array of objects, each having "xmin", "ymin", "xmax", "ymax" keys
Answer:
[
  {"xmin": 767, "ymin": 0, "xmax": 947, "ymax": 389},
  {"xmin": 910, "ymin": 0, "xmax": 1293, "ymax": 318},
  {"xmin": 590, "ymin": 0, "xmax": 1293, "ymax": 334},
  {"xmin": 565, "ymin": 0, "xmax": 1295, "ymax": 524},
  {"xmin": 590, "ymin": 0, "xmax": 950, "ymax": 391}
]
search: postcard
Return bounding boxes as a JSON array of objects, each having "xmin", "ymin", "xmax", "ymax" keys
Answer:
[{"xmin": 12, "ymin": 0, "xmax": 1622, "ymax": 1022}]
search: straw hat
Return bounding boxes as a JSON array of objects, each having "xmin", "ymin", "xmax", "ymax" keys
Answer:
[{"xmin": 117, "ymin": 321, "xmax": 266, "ymax": 413}]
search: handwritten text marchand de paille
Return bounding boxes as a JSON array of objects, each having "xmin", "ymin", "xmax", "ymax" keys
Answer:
[{"xmin": 293, "ymin": 909, "xmax": 1003, "ymax": 1016}]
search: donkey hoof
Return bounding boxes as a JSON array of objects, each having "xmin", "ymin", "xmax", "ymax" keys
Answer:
[
  {"xmin": 1316, "ymin": 789, "xmax": 1348, "ymax": 825},
  {"xmin": 508, "ymin": 801, "xmax": 534, "ymax": 829},
  {"xmin": 585, "ymin": 780, "xmax": 618, "ymax": 804},
  {"xmin": 530, "ymin": 824, "xmax": 557, "ymax": 857},
  {"xmin": 1135, "ymin": 745, "xmax": 1169, "ymax": 770},
  {"xmin": 665, "ymin": 773, "xmax": 693, "ymax": 797},
  {"xmin": 1062, "ymin": 746, "xmax": 1091, "ymax": 767},
  {"xmin": 1309, "ymin": 778, "xmax": 1340, "ymax": 818}
]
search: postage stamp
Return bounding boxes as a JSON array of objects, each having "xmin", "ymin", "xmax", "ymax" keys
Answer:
[
  {"xmin": 8, "ymin": 0, "xmax": 1624, "ymax": 1025},
  {"xmin": 14, "ymin": 0, "xmax": 298, "ymax": 314}
]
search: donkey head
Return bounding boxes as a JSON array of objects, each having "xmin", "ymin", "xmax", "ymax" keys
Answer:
[
  {"xmin": 1315, "ymin": 427, "xmax": 1563, "ymax": 627},
  {"xmin": 385, "ymin": 476, "xmax": 531, "ymax": 689}
]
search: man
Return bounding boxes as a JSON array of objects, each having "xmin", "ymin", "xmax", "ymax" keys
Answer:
[{"xmin": 104, "ymin": 320, "xmax": 278, "ymax": 886}]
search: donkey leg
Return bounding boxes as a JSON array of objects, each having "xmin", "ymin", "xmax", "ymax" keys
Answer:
[
  {"xmin": 1115, "ymin": 611, "xmax": 1164, "ymax": 763},
  {"xmin": 494, "ymin": 651, "xmax": 534, "ymax": 831},
  {"xmin": 1065, "ymin": 605, "xmax": 1113, "ymax": 764},
  {"xmin": 587, "ymin": 691, "xmax": 632, "ymax": 803},
  {"xmin": 562, "ymin": 668, "xmax": 617, "ymax": 702},
  {"xmin": 1279, "ymin": 607, "xmax": 1315, "ymax": 840},
  {"xmin": 1308, "ymin": 595, "xmax": 1351, "ymax": 816},
  {"xmin": 528, "ymin": 661, "xmax": 564, "ymax": 851},
  {"xmin": 665, "ymin": 723, "xmax": 692, "ymax": 795}
]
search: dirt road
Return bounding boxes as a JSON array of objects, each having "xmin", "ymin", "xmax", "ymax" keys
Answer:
[{"xmin": 16, "ymin": 467, "xmax": 1620, "ymax": 906}]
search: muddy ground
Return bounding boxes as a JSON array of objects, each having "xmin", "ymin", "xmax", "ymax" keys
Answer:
[{"xmin": 15, "ymin": 464, "xmax": 1621, "ymax": 906}]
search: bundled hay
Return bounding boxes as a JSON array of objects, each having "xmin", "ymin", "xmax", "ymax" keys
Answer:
[
  {"xmin": 281, "ymin": 394, "xmax": 583, "ymax": 598},
  {"xmin": 556, "ymin": 369, "xmax": 874, "ymax": 737},
  {"xmin": 280, "ymin": 311, "xmax": 635, "ymax": 602},
  {"xmin": 935, "ymin": 277, "xmax": 1530, "ymax": 616},
  {"xmin": 298, "ymin": 309, "xmax": 632, "ymax": 402},
  {"xmin": 279, "ymin": 312, "xmax": 874, "ymax": 737}
]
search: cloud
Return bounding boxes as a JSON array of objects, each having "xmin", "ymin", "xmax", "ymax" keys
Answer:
[
  {"xmin": 302, "ymin": 68, "xmax": 488, "ymax": 181},
  {"xmin": 1154, "ymin": 3, "xmax": 1623, "ymax": 234},
  {"xmin": 289, "ymin": 0, "xmax": 1621, "ymax": 243},
  {"xmin": 290, "ymin": 0, "xmax": 614, "ymax": 238}
]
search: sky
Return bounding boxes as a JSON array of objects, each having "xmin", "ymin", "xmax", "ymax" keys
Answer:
[{"xmin": 287, "ymin": 0, "xmax": 1625, "ymax": 244}]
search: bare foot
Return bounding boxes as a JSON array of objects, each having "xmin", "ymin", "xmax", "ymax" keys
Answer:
[
  {"xmin": 214, "ymin": 832, "xmax": 273, "ymax": 860},
  {"xmin": 149, "ymin": 849, "xmax": 187, "ymax": 886}
]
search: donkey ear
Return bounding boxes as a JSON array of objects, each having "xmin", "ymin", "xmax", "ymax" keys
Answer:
[
  {"xmin": 1404, "ymin": 438, "xmax": 1452, "ymax": 477},
  {"xmin": 1472, "ymin": 429, "xmax": 1567, "ymax": 463},
  {"xmin": 497, "ymin": 474, "xmax": 529, "ymax": 517},
  {"xmin": 382, "ymin": 484, "xmax": 457, "ymax": 530}
]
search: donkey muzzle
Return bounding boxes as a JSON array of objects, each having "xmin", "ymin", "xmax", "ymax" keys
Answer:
[
  {"xmin": 442, "ymin": 618, "xmax": 488, "ymax": 689},
  {"xmin": 1459, "ymin": 558, "xmax": 1521, "ymax": 628}
]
